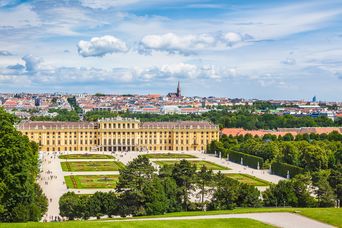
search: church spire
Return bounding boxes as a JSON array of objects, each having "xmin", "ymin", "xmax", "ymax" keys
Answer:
[{"xmin": 177, "ymin": 81, "xmax": 181, "ymax": 97}]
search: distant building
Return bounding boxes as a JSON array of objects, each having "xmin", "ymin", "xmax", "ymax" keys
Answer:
[
  {"xmin": 35, "ymin": 97, "xmax": 42, "ymax": 107},
  {"xmin": 17, "ymin": 117, "xmax": 219, "ymax": 152},
  {"xmin": 167, "ymin": 81, "xmax": 182, "ymax": 98},
  {"xmin": 312, "ymin": 96, "xmax": 317, "ymax": 102}
]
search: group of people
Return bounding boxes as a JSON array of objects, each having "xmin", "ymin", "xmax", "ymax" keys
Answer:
[{"xmin": 39, "ymin": 152, "xmax": 63, "ymax": 222}]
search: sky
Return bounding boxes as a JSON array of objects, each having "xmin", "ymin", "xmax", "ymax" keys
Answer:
[{"xmin": 0, "ymin": 0, "xmax": 342, "ymax": 101}]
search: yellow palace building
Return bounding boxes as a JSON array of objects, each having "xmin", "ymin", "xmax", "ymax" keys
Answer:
[{"xmin": 16, "ymin": 117, "xmax": 219, "ymax": 152}]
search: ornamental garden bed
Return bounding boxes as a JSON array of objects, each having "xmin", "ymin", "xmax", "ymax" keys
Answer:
[
  {"xmin": 61, "ymin": 161, "xmax": 125, "ymax": 172},
  {"xmin": 224, "ymin": 173, "xmax": 270, "ymax": 186},
  {"xmin": 59, "ymin": 154, "xmax": 114, "ymax": 159},
  {"xmin": 64, "ymin": 175, "xmax": 119, "ymax": 189},
  {"xmin": 144, "ymin": 153, "xmax": 197, "ymax": 159},
  {"xmin": 154, "ymin": 160, "xmax": 229, "ymax": 170}
]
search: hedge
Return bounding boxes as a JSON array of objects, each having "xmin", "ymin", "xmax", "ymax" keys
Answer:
[
  {"xmin": 228, "ymin": 151, "xmax": 264, "ymax": 169},
  {"xmin": 271, "ymin": 161, "xmax": 304, "ymax": 178}
]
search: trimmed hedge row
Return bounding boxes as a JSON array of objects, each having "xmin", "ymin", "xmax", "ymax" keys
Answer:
[
  {"xmin": 271, "ymin": 161, "xmax": 304, "ymax": 178},
  {"xmin": 228, "ymin": 151, "xmax": 264, "ymax": 169}
]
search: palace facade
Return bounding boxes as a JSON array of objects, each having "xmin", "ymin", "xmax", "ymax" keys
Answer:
[{"xmin": 16, "ymin": 117, "xmax": 219, "ymax": 152}]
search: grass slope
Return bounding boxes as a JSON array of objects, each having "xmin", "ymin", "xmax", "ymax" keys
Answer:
[
  {"xmin": 0, "ymin": 218, "xmax": 274, "ymax": 228},
  {"xmin": 225, "ymin": 173, "xmax": 270, "ymax": 186},
  {"xmin": 61, "ymin": 161, "xmax": 125, "ymax": 172},
  {"xmin": 107, "ymin": 208, "xmax": 340, "ymax": 227},
  {"xmin": 59, "ymin": 154, "xmax": 114, "ymax": 159},
  {"xmin": 154, "ymin": 160, "xmax": 229, "ymax": 170},
  {"xmin": 64, "ymin": 175, "xmax": 119, "ymax": 189}
]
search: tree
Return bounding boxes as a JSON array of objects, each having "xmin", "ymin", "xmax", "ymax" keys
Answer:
[
  {"xmin": 263, "ymin": 175, "xmax": 316, "ymax": 207},
  {"xmin": 0, "ymin": 108, "xmax": 47, "ymax": 222},
  {"xmin": 282, "ymin": 142, "xmax": 300, "ymax": 166},
  {"xmin": 328, "ymin": 165, "xmax": 342, "ymax": 201},
  {"xmin": 59, "ymin": 192, "xmax": 82, "ymax": 220},
  {"xmin": 237, "ymin": 183, "xmax": 262, "ymax": 208},
  {"xmin": 312, "ymin": 171, "xmax": 336, "ymax": 207},
  {"xmin": 209, "ymin": 176, "xmax": 240, "ymax": 210},
  {"xmin": 300, "ymin": 145, "xmax": 329, "ymax": 171},
  {"xmin": 196, "ymin": 165, "xmax": 214, "ymax": 209},
  {"xmin": 172, "ymin": 160, "xmax": 197, "ymax": 211},
  {"xmin": 143, "ymin": 177, "xmax": 169, "ymax": 215},
  {"xmin": 116, "ymin": 156, "xmax": 156, "ymax": 216}
]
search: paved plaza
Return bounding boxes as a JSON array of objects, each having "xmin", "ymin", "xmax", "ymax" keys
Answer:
[{"xmin": 38, "ymin": 150, "xmax": 285, "ymax": 221}]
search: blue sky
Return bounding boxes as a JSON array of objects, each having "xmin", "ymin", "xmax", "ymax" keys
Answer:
[{"xmin": 0, "ymin": 0, "xmax": 342, "ymax": 101}]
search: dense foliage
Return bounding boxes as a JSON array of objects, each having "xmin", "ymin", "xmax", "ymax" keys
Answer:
[
  {"xmin": 83, "ymin": 109, "xmax": 340, "ymax": 129},
  {"xmin": 0, "ymin": 108, "xmax": 47, "ymax": 222},
  {"xmin": 59, "ymin": 157, "xmax": 261, "ymax": 220},
  {"xmin": 67, "ymin": 97, "xmax": 83, "ymax": 114},
  {"xmin": 30, "ymin": 109, "xmax": 80, "ymax": 121},
  {"xmin": 208, "ymin": 131, "xmax": 342, "ymax": 203}
]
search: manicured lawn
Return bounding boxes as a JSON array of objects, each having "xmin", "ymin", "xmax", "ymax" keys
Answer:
[
  {"xmin": 298, "ymin": 208, "xmax": 342, "ymax": 227},
  {"xmin": 1, "ymin": 218, "xmax": 274, "ymax": 228},
  {"xmin": 144, "ymin": 153, "xmax": 197, "ymax": 159},
  {"xmin": 59, "ymin": 154, "xmax": 114, "ymax": 159},
  {"xmin": 61, "ymin": 161, "xmax": 125, "ymax": 172},
  {"xmin": 225, "ymin": 173, "xmax": 270, "ymax": 186},
  {"xmin": 154, "ymin": 160, "xmax": 229, "ymax": 170},
  {"xmin": 105, "ymin": 207, "xmax": 341, "ymax": 227},
  {"xmin": 64, "ymin": 175, "xmax": 119, "ymax": 189}
]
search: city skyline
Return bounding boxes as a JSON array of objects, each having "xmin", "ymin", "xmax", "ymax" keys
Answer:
[{"xmin": 0, "ymin": 0, "xmax": 342, "ymax": 101}]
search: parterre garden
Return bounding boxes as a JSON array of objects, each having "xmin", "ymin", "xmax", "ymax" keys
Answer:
[
  {"xmin": 143, "ymin": 153, "xmax": 197, "ymax": 159},
  {"xmin": 224, "ymin": 173, "xmax": 270, "ymax": 186},
  {"xmin": 64, "ymin": 175, "xmax": 119, "ymax": 189},
  {"xmin": 154, "ymin": 160, "xmax": 230, "ymax": 170},
  {"xmin": 59, "ymin": 154, "xmax": 114, "ymax": 159},
  {"xmin": 61, "ymin": 161, "xmax": 125, "ymax": 172}
]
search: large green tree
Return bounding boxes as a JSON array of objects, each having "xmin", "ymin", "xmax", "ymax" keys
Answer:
[
  {"xmin": 172, "ymin": 160, "xmax": 197, "ymax": 211},
  {"xmin": 116, "ymin": 156, "xmax": 157, "ymax": 216},
  {"xmin": 0, "ymin": 108, "xmax": 47, "ymax": 222}
]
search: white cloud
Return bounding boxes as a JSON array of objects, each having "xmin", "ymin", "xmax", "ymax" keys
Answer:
[
  {"xmin": 0, "ymin": 50, "xmax": 13, "ymax": 56},
  {"xmin": 22, "ymin": 55, "xmax": 43, "ymax": 73},
  {"xmin": 80, "ymin": 0, "xmax": 140, "ymax": 9},
  {"xmin": 77, "ymin": 35, "xmax": 129, "ymax": 57},
  {"xmin": 0, "ymin": 5, "xmax": 41, "ymax": 28},
  {"xmin": 135, "ymin": 63, "xmax": 237, "ymax": 81},
  {"xmin": 282, "ymin": 58, "xmax": 296, "ymax": 65},
  {"xmin": 138, "ymin": 32, "xmax": 252, "ymax": 55}
]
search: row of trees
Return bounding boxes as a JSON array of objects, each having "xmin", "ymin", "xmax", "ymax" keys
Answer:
[
  {"xmin": 0, "ymin": 108, "xmax": 47, "ymax": 222},
  {"xmin": 83, "ymin": 109, "xmax": 340, "ymax": 129},
  {"xmin": 264, "ymin": 171, "xmax": 339, "ymax": 207},
  {"xmin": 59, "ymin": 157, "xmax": 261, "ymax": 220}
]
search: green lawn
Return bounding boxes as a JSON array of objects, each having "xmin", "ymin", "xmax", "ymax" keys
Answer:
[
  {"xmin": 154, "ymin": 160, "xmax": 229, "ymax": 170},
  {"xmin": 104, "ymin": 208, "xmax": 341, "ymax": 227},
  {"xmin": 1, "ymin": 208, "xmax": 340, "ymax": 227},
  {"xmin": 61, "ymin": 161, "xmax": 125, "ymax": 172},
  {"xmin": 59, "ymin": 154, "xmax": 114, "ymax": 159},
  {"xmin": 64, "ymin": 175, "xmax": 119, "ymax": 189},
  {"xmin": 144, "ymin": 153, "xmax": 197, "ymax": 159},
  {"xmin": 225, "ymin": 173, "xmax": 270, "ymax": 186},
  {"xmin": 0, "ymin": 218, "xmax": 274, "ymax": 228}
]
